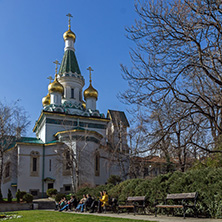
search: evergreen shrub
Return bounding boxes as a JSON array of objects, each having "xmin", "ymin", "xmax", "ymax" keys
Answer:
[
  {"xmin": 107, "ymin": 175, "xmax": 122, "ymax": 185},
  {"xmin": 20, "ymin": 191, "xmax": 27, "ymax": 200},
  {"xmin": 7, "ymin": 189, "xmax": 12, "ymax": 202},
  {"xmin": 16, "ymin": 189, "xmax": 21, "ymax": 203},
  {"xmin": 74, "ymin": 168, "xmax": 222, "ymax": 218},
  {"xmin": 23, "ymin": 193, "xmax": 33, "ymax": 203},
  {"xmin": 46, "ymin": 188, "xmax": 57, "ymax": 197}
]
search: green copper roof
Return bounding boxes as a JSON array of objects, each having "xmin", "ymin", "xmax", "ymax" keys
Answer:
[
  {"xmin": 4, "ymin": 137, "xmax": 59, "ymax": 151},
  {"xmin": 59, "ymin": 50, "xmax": 81, "ymax": 74},
  {"xmin": 18, "ymin": 137, "xmax": 44, "ymax": 144}
]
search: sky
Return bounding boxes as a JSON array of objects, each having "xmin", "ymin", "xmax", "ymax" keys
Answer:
[{"xmin": 0, "ymin": 0, "xmax": 137, "ymax": 137}]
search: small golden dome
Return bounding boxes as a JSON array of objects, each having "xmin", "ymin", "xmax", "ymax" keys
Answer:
[
  {"xmin": 48, "ymin": 75, "xmax": 64, "ymax": 94},
  {"xmin": 42, "ymin": 93, "xmax": 50, "ymax": 106},
  {"xmin": 63, "ymin": 29, "xmax": 76, "ymax": 42},
  {"xmin": 84, "ymin": 83, "xmax": 98, "ymax": 100},
  {"xmin": 82, "ymin": 101, "xmax": 86, "ymax": 109}
]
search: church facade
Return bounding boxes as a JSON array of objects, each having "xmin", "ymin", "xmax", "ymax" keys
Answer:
[{"xmin": 2, "ymin": 16, "xmax": 129, "ymax": 198}]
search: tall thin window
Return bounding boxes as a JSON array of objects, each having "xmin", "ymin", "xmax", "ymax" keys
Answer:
[
  {"xmin": 49, "ymin": 159, "xmax": 52, "ymax": 172},
  {"xmin": 30, "ymin": 151, "xmax": 39, "ymax": 177},
  {"xmin": 33, "ymin": 158, "xmax": 37, "ymax": 172},
  {"xmin": 71, "ymin": 88, "xmax": 74, "ymax": 98},
  {"xmin": 95, "ymin": 152, "xmax": 100, "ymax": 176}
]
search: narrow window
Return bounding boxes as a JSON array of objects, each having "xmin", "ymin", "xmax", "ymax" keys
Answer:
[
  {"xmin": 95, "ymin": 156, "xmax": 99, "ymax": 171},
  {"xmin": 30, "ymin": 151, "xmax": 39, "ymax": 176},
  {"xmin": 95, "ymin": 152, "xmax": 100, "ymax": 176},
  {"xmin": 33, "ymin": 157, "xmax": 37, "ymax": 172},
  {"xmin": 49, "ymin": 159, "xmax": 51, "ymax": 172},
  {"xmin": 71, "ymin": 88, "xmax": 74, "ymax": 98}
]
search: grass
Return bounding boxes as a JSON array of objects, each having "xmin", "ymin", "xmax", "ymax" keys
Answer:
[{"xmin": 0, "ymin": 210, "xmax": 155, "ymax": 222}]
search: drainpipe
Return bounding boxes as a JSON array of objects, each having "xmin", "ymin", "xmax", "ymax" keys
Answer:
[{"xmin": 42, "ymin": 144, "xmax": 45, "ymax": 198}]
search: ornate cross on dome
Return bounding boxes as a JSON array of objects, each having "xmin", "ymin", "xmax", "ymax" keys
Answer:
[
  {"xmin": 66, "ymin": 13, "xmax": 73, "ymax": 29},
  {"xmin": 87, "ymin": 66, "xmax": 94, "ymax": 83},
  {"xmin": 47, "ymin": 76, "xmax": 53, "ymax": 83},
  {"xmin": 53, "ymin": 60, "xmax": 60, "ymax": 75}
]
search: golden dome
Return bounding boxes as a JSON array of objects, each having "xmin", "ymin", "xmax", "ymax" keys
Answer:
[
  {"xmin": 82, "ymin": 101, "xmax": 86, "ymax": 109},
  {"xmin": 48, "ymin": 75, "xmax": 64, "ymax": 94},
  {"xmin": 84, "ymin": 83, "xmax": 98, "ymax": 100},
  {"xmin": 63, "ymin": 29, "xmax": 76, "ymax": 42},
  {"xmin": 42, "ymin": 93, "xmax": 50, "ymax": 106}
]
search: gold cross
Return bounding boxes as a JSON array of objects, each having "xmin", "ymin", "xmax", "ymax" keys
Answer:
[
  {"xmin": 87, "ymin": 66, "xmax": 94, "ymax": 83},
  {"xmin": 66, "ymin": 13, "xmax": 73, "ymax": 29},
  {"xmin": 47, "ymin": 76, "xmax": 53, "ymax": 83},
  {"xmin": 53, "ymin": 60, "xmax": 60, "ymax": 75}
]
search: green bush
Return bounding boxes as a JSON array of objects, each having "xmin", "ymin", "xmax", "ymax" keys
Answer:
[
  {"xmin": 7, "ymin": 189, "xmax": 12, "ymax": 202},
  {"xmin": 107, "ymin": 175, "xmax": 122, "ymax": 185},
  {"xmin": 72, "ymin": 168, "xmax": 222, "ymax": 218},
  {"xmin": 16, "ymin": 189, "xmax": 21, "ymax": 203},
  {"xmin": 23, "ymin": 193, "xmax": 33, "ymax": 203},
  {"xmin": 46, "ymin": 188, "xmax": 57, "ymax": 197},
  {"xmin": 20, "ymin": 191, "xmax": 27, "ymax": 200}
]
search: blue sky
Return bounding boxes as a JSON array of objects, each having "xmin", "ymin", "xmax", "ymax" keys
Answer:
[{"xmin": 0, "ymin": 0, "xmax": 137, "ymax": 136}]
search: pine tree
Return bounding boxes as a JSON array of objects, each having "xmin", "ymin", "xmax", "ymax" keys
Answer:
[
  {"xmin": 7, "ymin": 189, "xmax": 12, "ymax": 202},
  {"xmin": 16, "ymin": 189, "xmax": 21, "ymax": 203}
]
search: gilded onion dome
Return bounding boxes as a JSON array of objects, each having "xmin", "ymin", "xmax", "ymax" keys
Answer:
[
  {"xmin": 48, "ymin": 75, "xmax": 64, "ymax": 94},
  {"xmin": 63, "ymin": 29, "xmax": 76, "ymax": 42},
  {"xmin": 84, "ymin": 83, "xmax": 98, "ymax": 100},
  {"xmin": 42, "ymin": 93, "xmax": 50, "ymax": 106}
]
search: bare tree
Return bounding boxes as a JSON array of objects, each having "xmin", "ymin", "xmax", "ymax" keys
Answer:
[
  {"xmin": 106, "ymin": 110, "xmax": 130, "ymax": 179},
  {"xmin": 0, "ymin": 101, "xmax": 30, "ymax": 189},
  {"xmin": 120, "ymin": 0, "xmax": 222, "ymax": 153}
]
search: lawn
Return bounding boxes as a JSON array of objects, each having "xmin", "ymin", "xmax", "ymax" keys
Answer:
[{"xmin": 0, "ymin": 210, "xmax": 155, "ymax": 222}]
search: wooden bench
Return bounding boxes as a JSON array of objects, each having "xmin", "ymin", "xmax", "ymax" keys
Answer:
[
  {"xmin": 118, "ymin": 196, "xmax": 146, "ymax": 215},
  {"xmin": 155, "ymin": 192, "xmax": 198, "ymax": 219}
]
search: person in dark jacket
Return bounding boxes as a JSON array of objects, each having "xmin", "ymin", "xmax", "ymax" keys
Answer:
[{"xmin": 83, "ymin": 194, "xmax": 93, "ymax": 212}]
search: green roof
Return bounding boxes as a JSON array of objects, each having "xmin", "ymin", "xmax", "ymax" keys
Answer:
[
  {"xmin": 17, "ymin": 137, "xmax": 44, "ymax": 144},
  {"xmin": 59, "ymin": 49, "xmax": 81, "ymax": 74},
  {"xmin": 4, "ymin": 137, "xmax": 59, "ymax": 151}
]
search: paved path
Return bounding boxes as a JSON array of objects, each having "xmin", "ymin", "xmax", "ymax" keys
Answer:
[{"xmin": 55, "ymin": 210, "xmax": 222, "ymax": 222}]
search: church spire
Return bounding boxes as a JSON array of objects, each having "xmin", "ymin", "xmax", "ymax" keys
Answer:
[
  {"xmin": 84, "ymin": 66, "xmax": 98, "ymax": 110},
  {"xmin": 63, "ymin": 13, "xmax": 76, "ymax": 45},
  {"xmin": 58, "ymin": 14, "xmax": 84, "ymax": 105}
]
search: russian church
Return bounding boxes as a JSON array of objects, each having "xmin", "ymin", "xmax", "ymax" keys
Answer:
[{"xmin": 2, "ymin": 15, "xmax": 129, "ymax": 198}]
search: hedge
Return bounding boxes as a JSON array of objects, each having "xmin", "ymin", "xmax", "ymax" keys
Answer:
[{"xmin": 75, "ymin": 168, "xmax": 222, "ymax": 218}]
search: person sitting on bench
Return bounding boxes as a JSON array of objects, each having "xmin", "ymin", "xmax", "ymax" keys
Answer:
[{"xmin": 97, "ymin": 190, "xmax": 109, "ymax": 213}]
